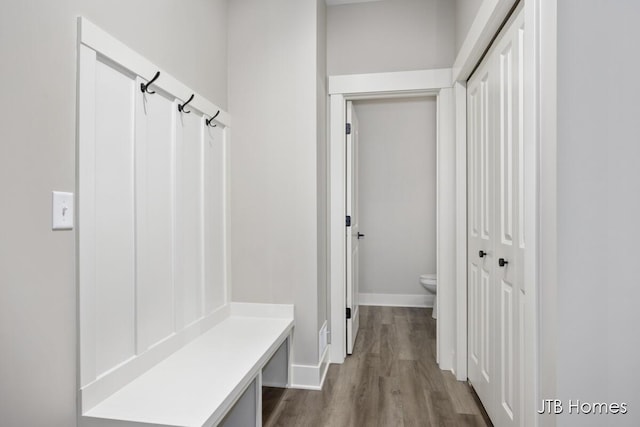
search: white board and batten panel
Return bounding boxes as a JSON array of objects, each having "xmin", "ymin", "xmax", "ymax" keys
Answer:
[
  {"xmin": 93, "ymin": 56, "xmax": 136, "ymax": 377},
  {"xmin": 77, "ymin": 17, "xmax": 231, "ymax": 413},
  {"xmin": 175, "ymin": 111, "xmax": 205, "ymax": 328},
  {"xmin": 135, "ymin": 84, "xmax": 176, "ymax": 353},
  {"xmin": 204, "ymin": 124, "xmax": 227, "ymax": 313}
]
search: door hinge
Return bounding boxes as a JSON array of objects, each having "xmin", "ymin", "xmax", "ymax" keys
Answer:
[
  {"xmin": 346, "ymin": 123, "xmax": 351, "ymax": 135},
  {"xmin": 346, "ymin": 307, "xmax": 352, "ymax": 319},
  {"xmin": 346, "ymin": 215, "xmax": 351, "ymax": 227}
]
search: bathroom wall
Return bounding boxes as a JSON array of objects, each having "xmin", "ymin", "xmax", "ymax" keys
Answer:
[
  {"xmin": 355, "ymin": 97, "xmax": 437, "ymax": 304},
  {"xmin": 0, "ymin": 1, "xmax": 227, "ymax": 426},
  {"xmin": 326, "ymin": 0, "xmax": 456, "ymax": 75}
]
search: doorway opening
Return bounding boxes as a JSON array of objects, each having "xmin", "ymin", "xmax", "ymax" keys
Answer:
[
  {"xmin": 345, "ymin": 96, "xmax": 438, "ymax": 355},
  {"xmin": 328, "ymin": 70, "xmax": 462, "ymax": 373}
]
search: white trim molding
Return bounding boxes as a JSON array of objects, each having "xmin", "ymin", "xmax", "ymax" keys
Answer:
[
  {"xmin": 78, "ymin": 17, "xmax": 230, "ymax": 127},
  {"xmin": 436, "ymin": 87, "xmax": 456, "ymax": 372},
  {"xmin": 527, "ymin": 0, "xmax": 556, "ymax": 425},
  {"xmin": 454, "ymin": 81, "xmax": 468, "ymax": 381},
  {"xmin": 329, "ymin": 69, "xmax": 452, "ymax": 96},
  {"xmin": 328, "ymin": 70, "xmax": 458, "ymax": 372},
  {"xmin": 290, "ymin": 346, "xmax": 330, "ymax": 391},
  {"xmin": 358, "ymin": 293, "xmax": 434, "ymax": 308},
  {"xmin": 329, "ymin": 93, "xmax": 347, "ymax": 365}
]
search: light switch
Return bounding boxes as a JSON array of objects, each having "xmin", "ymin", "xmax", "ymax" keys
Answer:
[{"xmin": 52, "ymin": 191, "xmax": 74, "ymax": 230}]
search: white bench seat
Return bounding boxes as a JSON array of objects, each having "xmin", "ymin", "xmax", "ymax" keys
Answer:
[{"xmin": 82, "ymin": 309, "xmax": 294, "ymax": 427}]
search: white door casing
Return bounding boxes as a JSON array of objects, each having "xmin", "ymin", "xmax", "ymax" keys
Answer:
[
  {"xmin": 467, "ymin": 6, "xmax": 524, "ymax": 426},
  {"xmin": 346, "ymin": 101, "xmax": 360, "ymax": 355},
  {"xmin": 328, "ymin": 70, "xmax": 457, "ymax": 368}
]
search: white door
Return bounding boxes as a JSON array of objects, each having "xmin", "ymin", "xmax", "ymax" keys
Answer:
[
  {"xmin": 493, "ymin": 8, "xmax": 525, "ymax": 426},
  {"xmin": 467, "ymin": 42, "xmax": 497, "ymax": 417},
  {"xmin": 346, "ymin": 101, "xmax": 360, "ymax": 355},
  {"xmin": 468, "ymin": 6, "xmax": 524, "ymax": 426}
]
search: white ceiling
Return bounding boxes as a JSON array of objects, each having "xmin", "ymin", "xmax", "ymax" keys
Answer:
[{"xmin": 325, "ymin": 0, "xmax": 385, "ymax": 6}]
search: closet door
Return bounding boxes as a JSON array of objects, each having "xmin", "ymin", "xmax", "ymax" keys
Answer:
[
  {"xmin": 467, "ymin": 5, "xmax": 524, "ymax": 426},
  {"xmin": 493, "ymin": 9, "xmax": 525, "ymax": 427},
  {"xmin": 467, "ymin": 49, "xmax": 497, "ymax": 419}
]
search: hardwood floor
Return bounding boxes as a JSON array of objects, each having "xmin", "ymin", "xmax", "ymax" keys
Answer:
[{"xmin": 263, "ymin": 306, "xmax": 491, "ymax": 427}]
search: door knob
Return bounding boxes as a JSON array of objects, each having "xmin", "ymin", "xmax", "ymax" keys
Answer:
[
  {"xmin": 498, "ymin": 258, "xmax": 508, "ymax": 267},
  {"xmin": 479, "ymin": 250, "xmax": 487, "ymax": 258},
  {"xmin": 357, "ymin": 232, "xmax": 365, "ymax": 239}
]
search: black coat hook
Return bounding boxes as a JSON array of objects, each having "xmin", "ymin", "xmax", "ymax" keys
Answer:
[
  {"xmin": 140, "ymin": 71, "xmax": 160, "ymax": 94},
  {"xmin": 178, "ymin": 94, "xmax": 194, "ymax": 114},
  {"xmin": 206, "ymin": 110, "xmax": 220, "ymax": 127}
]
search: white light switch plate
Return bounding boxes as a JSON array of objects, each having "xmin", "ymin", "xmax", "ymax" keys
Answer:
[{"xmin": 52, "ymin": 191, "xmax": 74, "ymax": 230}]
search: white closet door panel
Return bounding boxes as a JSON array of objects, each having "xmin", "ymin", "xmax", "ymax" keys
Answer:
[
  {"xmin": 469, "ymin": 264, "xmax": 479, "ymax": 364},
  {"xmin": 135, "ymin": 87, "xmax": 176, "ymax": 351},
  {"xmin": 469, "ymin": 86, "xmax": 479, "ymax": 239},
  {"xmin": 499, "ymin": 42, "xmax": 515, "ymax": 246},
  {"xmin": 497, "ymin": 39, "xmax": 517, "ymax": 424},
  {"xmin": 468, "ymin": 57, "xmax": 496, "ymax": 412},
  {"xmin": 500, "ymin": 279, "xmax": 515, "ymax": 419},
  {"xmin": 517, "ymin": 25, "xmax": 526, "ymax": 252},
  {"xmin": 175, "ymin": 112, "xmax": 204, "ymax": 328},
  {"xmin": 203, "ymin": 126, "xmax": 226, "ymax": 314},
  {"xmin": 494, "ymin": 8, "xmax": 524, "ymax": 427},
  {"xmin": 480, "ymin": 74, "xmax": 492, "ymax": 243},
  {"xmin": 94, "ymin": 58, "xmax": 136, "ymax": 376},
  {"xmin": 481, "ymin": 267, "xmax": 491, "ymax": 381}
]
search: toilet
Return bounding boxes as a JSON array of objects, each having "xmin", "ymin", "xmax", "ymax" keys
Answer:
[{"xmin": 419, "ymin": 273, "xmax": 437, "ymax": 319}]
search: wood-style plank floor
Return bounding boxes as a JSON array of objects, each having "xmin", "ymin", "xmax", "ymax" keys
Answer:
[{"xmin": 263, "ymin": 306, "xmax": 490, "ymax": 427}]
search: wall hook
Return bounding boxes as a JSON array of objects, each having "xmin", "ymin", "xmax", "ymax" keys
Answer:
[
  {"xmin": 178, "ymin": 94, "xmax": 194, "ymax": 114},
  {"xmin": 140, "ymin": 71, "xmax": 160, "ymax": 94},
  {"xmin": 206, "ymin": 110, "xmax": 220, "ymax": 127}
]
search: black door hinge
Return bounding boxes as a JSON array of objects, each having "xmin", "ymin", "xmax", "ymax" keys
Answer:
[
  {"xmin": 346, "ymin": 215, "xmax": 351, "ymax": 227},
  {"xmin": 346, "ymin": 307, "xmax": 352, "ymax": 319},
  {"xmin": 346, "ymin": 123, "xmax": 351, "ymax": 135}
]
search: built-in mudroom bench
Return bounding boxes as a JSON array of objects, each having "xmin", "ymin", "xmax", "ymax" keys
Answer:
[
  {"xmin": 81, "ymin": 303, "xmax": 293, "ymax": 427},
  {"xmin": 75, "ymin": 18, "xmax": 293, "ymax": 427}
]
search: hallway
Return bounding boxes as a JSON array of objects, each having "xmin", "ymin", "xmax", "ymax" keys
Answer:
[{"xmin": 264, "ymin": 306, "xmax": 490, "ymax": 426}]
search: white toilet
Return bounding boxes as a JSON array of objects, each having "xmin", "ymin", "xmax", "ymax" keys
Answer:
[{"xmin": 419, "ymin": 273, "xmax": 437, "ymax": 319}]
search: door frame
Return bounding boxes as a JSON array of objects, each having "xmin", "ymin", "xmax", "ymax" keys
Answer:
[{"xmin": 327, "ymin": 69, "xmax": 462, "ymax": 374}]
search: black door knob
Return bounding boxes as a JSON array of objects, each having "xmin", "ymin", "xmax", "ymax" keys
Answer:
[
  {"xmin": 498, "ymin": 258, "xmax": 508, "ymax": 267},
  {"xmin": 479, "ymin": 250, "xmax": 487, "ymax": 258},
  {"xmin": 357, "ymin": 232, "xmax": 365, "ymax": 239}
]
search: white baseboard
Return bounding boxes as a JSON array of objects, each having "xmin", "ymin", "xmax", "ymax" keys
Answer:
[
  {"xmin": 290, "ymin": 345, "xmax": 330, "ymax": 390},
  {"xmin": 359, "ymin": 292, "xmax": 434, "ymax": 308}
]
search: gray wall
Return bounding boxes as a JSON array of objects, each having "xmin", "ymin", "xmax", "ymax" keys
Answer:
[
  {"xmin": 557, "ymin": 1, "xmax": 640, "ymax": 425},
  {"xmin": 327, "ymin": 0, "xmax": 456, "ymax": 75},
  {"xmin": 0, "ymin": 1, "xmax": 227, "ymax": 426},
  {"xmin": 227, "ymin": 0, "xmax": 324, "ymax": 367},
  {"xmin": 454, "ymin": 0, "xmax": 483, "ymax": 54},
  {"xmin": 355, "ymin": 98, "xmax": 437, "ymax": 297}
]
